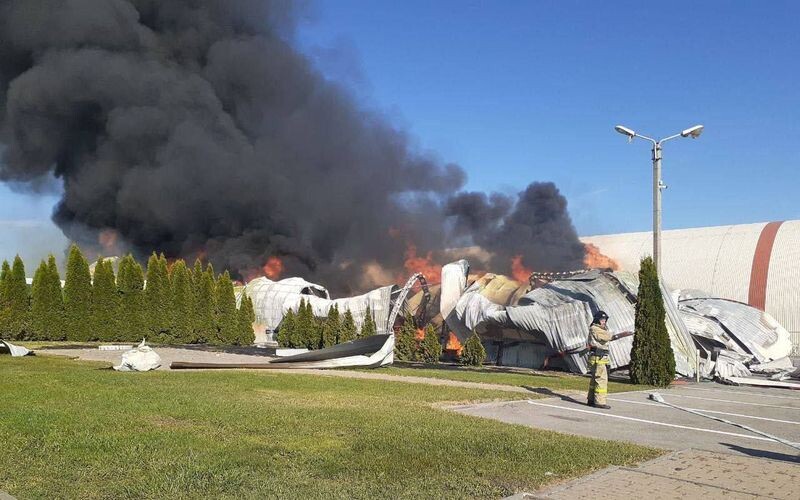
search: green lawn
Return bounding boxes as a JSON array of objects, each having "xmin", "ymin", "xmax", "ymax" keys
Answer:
[
  {"xmin": 360, "ymin": 364, "xmax": 649, "ymax": 394},
  {"xmin": 0, "ymin": 356, "xmax": 659, "ymax": 499}
]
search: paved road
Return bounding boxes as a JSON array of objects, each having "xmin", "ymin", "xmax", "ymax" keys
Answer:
[{"xmin": 452, "ymin": 383, "xmax": 800, "ymax": 461}]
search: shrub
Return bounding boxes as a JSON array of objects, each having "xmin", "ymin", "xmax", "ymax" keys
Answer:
[
  {"xmin": 339, "ymin": 308, "xmax": 357, "ymax": 344},
  {"xmin": 460, "ymin": 332, "xmax": 486, "ymax": 366},
  {"xmin": 418, "ymin": 323, "xmax": 442, "ymax": 364},
  {"xmin": 630, "ymin": 256, "xmax": 676, "ymax": 387},
  {"xmin": 276, "ymin": 308, "xmax": 296, "ymax": 347},
  {"xmin": 320, "ymin": 304, "xmax": 340, "ymax": 348},
  {"xmin": 361, "ymin": 304, "xmax": 377, "ymax": 337},
  {"xmin": 237, "ymin": 293, "xmax": 256, "ymax": 346},
  {"xmin": 394, "ymin": 313, "xmax": 417, "ymax": 362},
  {"xmin": 215, "ymin": 271, "xmax": 238, "ymax": 345}
]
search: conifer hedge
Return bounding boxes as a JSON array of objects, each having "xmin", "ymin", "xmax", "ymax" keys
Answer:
[{"xmin": 1, "ymin": 247, "xmax": 257, "ymax": 346}]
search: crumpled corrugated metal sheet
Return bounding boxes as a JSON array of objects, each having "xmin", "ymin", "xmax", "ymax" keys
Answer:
[
  {"xmin": 450, "ymin": 280, "xmax": 509, "ymax": 339},
  {"xmin": 504, "ymin": 270, "xmax": 695, "ymax": 375},
  {"xmin": 440, "ymin": 262, "xmax": 702, "ymax": 376},
  {"xmin": 679, "ymin": 296, "xmax": 792, "ymax": 362},
  {"xmin": 713, "ymin": 350, "xmax": 753, "ymax": 382}
]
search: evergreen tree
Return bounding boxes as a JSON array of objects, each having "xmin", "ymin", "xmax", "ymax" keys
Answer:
[
  {"xmin": 64, "ymin": 245, "xmax": 91, "ymax": 342},
  {"xmin": 145, "ymin": 253, "xmax": 170, "ymax": 342},
  {"xmin": 460, "ymin": 332, "xmax": 486, "ymax": 366},
  {"xmin": 193, "ymin": 264, "xmax": 217, "ymax": 343},
  {"xmin": 190, "ymin": 259, "xmax": 204, "ymax": 338},
  {"xmin": 394, "ymin": 313, "xmax": 417, "ymax": 362},
  {"xmin": 295, "ymin": 298, "xmax": 317, "ymax": 349},
  {"xmin": 0, "ymin": 256, "xmax": 29, "ymax": 340},
  {"xmin": 215, "ymin": 271, "xmax": 238, "ymax": 345},
  {"xmin": 236, "ymin": 293, "xmax": 256, "ymax": 346},
  {"xmin": 340, "ymin": 308, "xmax": 358, "ymax": 344},
  {"xmin": 319, "ymin": 304, "xmax": 340, "ymax": 348},
  {"xmin": 117, "ymin": 255, "xmax": 146, "ymax": 342},
  {"xmin": 90, "ymin": 258, "xmax": 119, "ymax": 342},
  {"xmin": 419, "ymin": 323, "xmax": 442, "ymax": 364},
  {"xmin": 630, "ymin": 256, "xmax": 676, "ymax": 387},
  {"xmin": 29, "ymin": 260, "xmax": 48, "ymax": 340},
  {"xmin": 169, "ymin": 260, "xmax": 194, "ymax": 343},
  {"xmin": 277, "ymin": 308, "xmax": 296, "ymax": 347},
  {"xmin": 46, "ymin": 256, "xmax": 65, "ymax": 340},
  {"xmin": 30, "ymin": 256, "xmax": 65, "ymax": 340},
  {"xmin": 361, "ymin": 304, "xmax": 377, "ymax": 337}
]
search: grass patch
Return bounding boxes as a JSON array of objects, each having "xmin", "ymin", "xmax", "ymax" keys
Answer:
[
  {"xmin": 359, "ymin": 364, "xmax": 649, "ymax": 394},
  {"xmin": 0, "ymin": 356, "xmax": 660, "ymax": 499}
]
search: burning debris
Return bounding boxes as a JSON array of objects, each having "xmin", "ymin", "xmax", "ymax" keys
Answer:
[{"xmin": 436, "ymin": 259, "xmax": 793, "ymax": 382}]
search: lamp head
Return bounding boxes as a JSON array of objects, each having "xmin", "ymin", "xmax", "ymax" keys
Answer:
[
  {"xmin": 614, "ymin": 125, "xmax": 636, "ymax": 138},
  {"xmin": 681, "ymin": 125, "xmax": 704, "ymax": 138}
]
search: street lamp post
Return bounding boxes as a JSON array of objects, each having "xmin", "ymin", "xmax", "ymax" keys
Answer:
[{"xmin": 614, "ymin": 124, "xmax": 704, "ymax": 274}]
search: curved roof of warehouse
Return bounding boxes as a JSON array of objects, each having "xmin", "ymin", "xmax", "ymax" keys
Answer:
[{"xmin": 581, "ymin": 220, "xmax": 800, "ymax": 336}]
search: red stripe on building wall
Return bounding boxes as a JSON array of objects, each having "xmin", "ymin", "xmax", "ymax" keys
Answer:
[{"xmin": 748, "ymin": 221, "xmax": 784, "ymax": 310}]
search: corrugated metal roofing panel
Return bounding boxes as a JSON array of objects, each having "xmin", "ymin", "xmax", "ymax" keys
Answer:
[
  {"xmin": 679, "ymin": 298, "xmax": 792, "ymax": 362},
  {"xmin": 766, "ymin": 220, "xmax": 800, "ymax": 355}
]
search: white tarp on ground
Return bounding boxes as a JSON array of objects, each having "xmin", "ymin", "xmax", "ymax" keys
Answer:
[
  {"xmin": 0, "ymin": 340, "xmax": 31, "ymax": 357},
  {"xmin": 238, "ymin": 277, "xmax": 394, "ymax": 334},
  {"xmin": 113, "ymin": 339, "xmax": 161, "ymax": 372}
]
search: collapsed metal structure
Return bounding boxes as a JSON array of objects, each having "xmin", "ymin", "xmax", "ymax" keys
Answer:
[
  {"xmin": 436, "ymin": 259, "xmax": 794, "ymax": 382},
  {"xmin": 234, "ymin": 258, "xmax": 794, "ymax": 381}
]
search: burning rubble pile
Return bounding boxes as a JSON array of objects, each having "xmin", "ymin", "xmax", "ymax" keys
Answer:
[{"xmin": 235, "ymin": 253, "xmax": 795, "ymax": 383}]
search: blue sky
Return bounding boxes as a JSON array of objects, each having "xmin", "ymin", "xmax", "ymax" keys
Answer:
[{"xmin": 1, "ymin": 0, "xmax": 798, "ymax": 265}]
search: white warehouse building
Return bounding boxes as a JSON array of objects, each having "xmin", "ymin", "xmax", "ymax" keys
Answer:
[{"xmin": 582, "ymin": 220, "xmax": 800, "ymax": 355}]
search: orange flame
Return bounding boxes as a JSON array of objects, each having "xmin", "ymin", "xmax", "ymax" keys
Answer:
[
  {"xmin": 403, "ymin": 243, "xmax": 442, "ymax": 284},
  {"xmin": 510, "ymin": 255, "xmax": 533, "ymax": 282},
  {"xmin": 262, "ymin": 256, "xmax": 284, "ymax": 279},
  {"xmin": 445, "ymin": 332, "xmax": 463, "ymax": 355},
  {"xmin": 583, "ymin": 243, "xmax": 619, "ymax": 270}
]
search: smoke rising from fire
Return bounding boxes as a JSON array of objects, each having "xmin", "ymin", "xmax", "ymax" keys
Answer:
[{"xmin": 0, "ymin": 0, "xmax": 587, "ymax": 293}]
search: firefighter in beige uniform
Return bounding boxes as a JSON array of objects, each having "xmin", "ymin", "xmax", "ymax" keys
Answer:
[{"xmin": 587, "ymin": 311, "xmax": 612, "ymax": 409}]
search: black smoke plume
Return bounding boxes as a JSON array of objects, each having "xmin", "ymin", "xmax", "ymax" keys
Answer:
[{"xmin": 0, "ymin": 0, "xmax": 585, "ymax": 293}]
